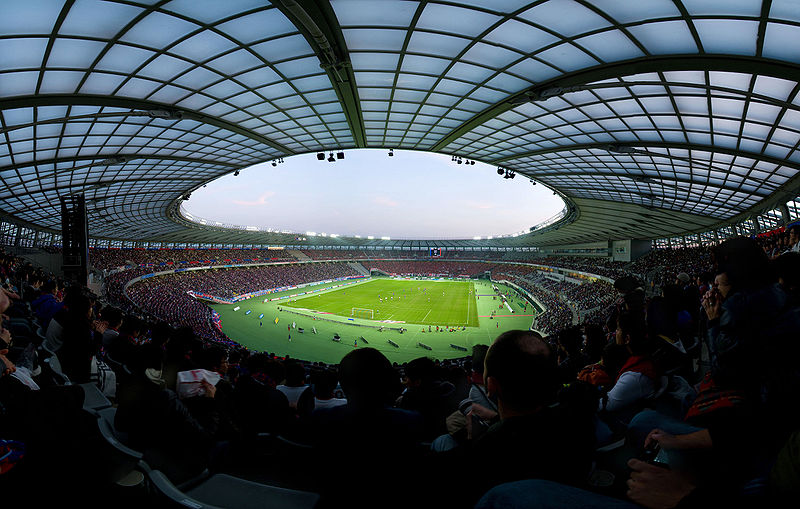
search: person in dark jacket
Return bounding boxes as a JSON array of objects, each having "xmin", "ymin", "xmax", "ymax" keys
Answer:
[
  {"xmin": 311, "ymin": 348, "xmax": 424, "ymax": 509},
  {"xmin": 230, "ymin": 353, "xmax": 292, "ymax": 439},
  {"xmin": 30, "ymin": 280, "xmax": 62, "ymax": 328},
  {"xmin": 396, "ymin": 356, "xmax": 456, "ymax": 440},
  {"xmin": 115, "ymin": 342, "xmax": 222, "ymax": 483},
  {"xmin": 438, "ymin": 330, "xmax": 596, "ymax": 508},
  {"xmin": 58, "ymin": 292, "xmax": 104, "ymax": 384}
]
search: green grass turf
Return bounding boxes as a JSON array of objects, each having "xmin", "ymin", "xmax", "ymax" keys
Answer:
[
  {"xmin": 283, "ymin": 278, "xmax": 479, "ymax": 327},
  {"xmin": 210, "ymin": 278, "xmax": 538, "ymax": 365}
]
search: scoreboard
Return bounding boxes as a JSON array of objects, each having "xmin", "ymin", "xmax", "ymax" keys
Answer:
[{"xmin": 429, "ymin": 248, "xmax": 442, "ymax": 257}]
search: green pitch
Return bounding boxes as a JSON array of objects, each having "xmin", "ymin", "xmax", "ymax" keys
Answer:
[
  {"xmin": 284, "ymin": 279, "xmax": 479, "ymax": 327},
  {"xmin": 210, "ymin": 278, "xmax": 538, "ymax": 365}
]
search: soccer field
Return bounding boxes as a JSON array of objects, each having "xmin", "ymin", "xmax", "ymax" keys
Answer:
[
  {"xmin": 283, "ymin": 279, "xmax": 479, "ymax": 327},
  {"xmin": 210, "ymin": 278, "xmax": 538, "ymax": 364}
]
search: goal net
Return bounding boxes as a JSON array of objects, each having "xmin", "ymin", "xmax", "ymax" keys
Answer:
[{"xmin": 351, "ymin": 307, "xmax": 375, "ymax": 319}]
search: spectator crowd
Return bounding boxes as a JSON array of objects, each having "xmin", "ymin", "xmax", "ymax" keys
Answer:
[{"xmin": 2, "ymin": 233, "xmax": 799, "ymax": 507}]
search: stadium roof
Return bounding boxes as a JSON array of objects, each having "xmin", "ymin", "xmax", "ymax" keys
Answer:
[{"xmin": 2, "ymin": 0, "xmax": 800, "ymax": 246}]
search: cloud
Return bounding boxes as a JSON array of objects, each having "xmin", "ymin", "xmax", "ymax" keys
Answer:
[
  {"xmin": 232, "ymin": 191, "xmax": 275, "ymax": 206},
  {"xmin": 372, "ymin": 196, "xmax": 399, "ymax": 207}
]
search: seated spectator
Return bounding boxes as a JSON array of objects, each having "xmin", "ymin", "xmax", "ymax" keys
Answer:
[
  {"xmin": 276, "ymin": 360, "xmax": 311, "ymax": 410},
  {"xmin": 310, "ymin": 348, "xmax": 424, "ymax": 508},
  {"xmin": 230, "ymin": 353, "xmax": 292, "ymax": 439},
  {"xmin": 396, "ymin": 356, "xmax": 456, "ymax": 440},
  {"xmin": 581, "ymin": 323, "xmax": 607, "ymax": 364},
  {"xmin": 194, "ymin": 345, "xmax": 238, "ymax": 441},
  {"xmin": 58, "ymin": 292, "xmax": 104, "ymax": 384},
  {"xmin": 437, "ymin": 330, "xmax": 595, "ymax": 507},
  {"xmin": 599, "ymin": 312, "xmax": 659, "ymax": 423},
  {"xmin": 467, "ymin": 344, "xmax": 497, "ymax": 415},
  {"xmin": 774, "ymin": 251, "xmax": 800, "ymax": 308},
  {"xmin": 115, "ymin": 343, "xmax": 223, "ymax": 483},
  {"xmin": 107, "ymin": 315, "xmax": 143, "ymax": 367},
  {"xmin": 99, "ymin": 306, "xmax": 122, "ymax": 349},
  {"xmin": 556, "ymin": 326, "xmax": 590, "ymax": 385},
  {"xmin": 577, "ymin": 342, "xmax": 628, "ymax": 389},
  {"xmin": 31, "ymin": 280, "xmax": 62, "ymax": 328},
  {"xmin": 307, "ymin": 368, "xmax": 346, "ymax": 411}
]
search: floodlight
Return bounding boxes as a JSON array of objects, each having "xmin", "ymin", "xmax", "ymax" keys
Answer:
[
  {"xmin": 271, "ymin": 161, "xmax": 277, "ymax": 166},
  {"xmin": 470, "ymin": 160, "xmax": 475, "ymax": 165},
  {"xmin": 337, "ymin": 152, "xmax": 344, "ymax": 159},
  {"xmin": 327, "ymin": 152, "xmax": 335, "ymax": 162},
  {"xmin": 389, "ymin": 148, "xmax": 394, "ymax": 157},
  {"xmin": 317, "ymin": 153, "xmax": 325, "ymax": 160},
  {"xmin": 497, "ymin": 168, "xmax": 504, "ymax": 175},
  {"xmin": 234, "ymin": 170, "xmax": 240, "ymax": 176}
]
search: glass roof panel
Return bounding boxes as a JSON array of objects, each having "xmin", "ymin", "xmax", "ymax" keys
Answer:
[
  {"xmin": 119, "ymin": 11, "xmax": 200, "ymax": 49},
  {"xmin": 693, "ymin": 20, "xmax": 758, "ymax": 55},
  {"xmin": 627, "ymin": 21, "xmax": 698, "ymax": 54},
  {"xmin": 216, "ymin": 9, "xmax": 298, "ymax": 43},
  {"xmin": 517, "ymin": 0, "xmax": 611, "ymax": 37},
  {"xmin": 762, "ymin": 22, "xmax": 800, "ymax": 63},
  {"xmin": 536, "ymin": 43, "xmax": 598, "ymax": 71},
  {"xmin": 332, "ymin": 0, "xmax": 419, "ymax": 27},
  {"xmin": 0, "ymin": 0, "xmax": 64, "ymax": 36},
  {"xmin": 415, "ymin": 3, "xmax": 501, "ymax": 37},
  {"xmin": 575, "ymin": 30, "xmax": 645, "ymax": 62},
  {"xmin": 161, "ymin": 0, "xmax": 267, "ymax": 24},
  {"xmin": 406, "ymin": 31, "xmax": 472, "ymax": 58},
  {"xmin": 59, "ymin": 0, "xmax": 144, "ymax": 38},
  {"xmin": 484, "ymin": 19, "xmax": 559, "ymax": 51},
  {"xmin": 592, "ymin": 0, "xmax": 681, "ymax": 23},
  {"xmin": 683, "ymin": 0, "xmax": 762, "ymax": 17}
]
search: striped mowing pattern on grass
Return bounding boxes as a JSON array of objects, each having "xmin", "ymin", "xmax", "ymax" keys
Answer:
[{"xmin": 283, "ymin": 278, "xmax": 479, "ymax": 327}]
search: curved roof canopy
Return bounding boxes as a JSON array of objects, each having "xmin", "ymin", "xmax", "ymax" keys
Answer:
[{"xmin": 3, "ymin": 0, "xmax": 800, "ymax": 246}]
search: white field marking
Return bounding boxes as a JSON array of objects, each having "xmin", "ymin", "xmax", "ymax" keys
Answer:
[
  {"xmin": 421, "ymin": 309, "xmax": 431, "ymax": 323},
  {"xmin": 466, "ymin": 284, "xmax": 471, "ymax": 325}
]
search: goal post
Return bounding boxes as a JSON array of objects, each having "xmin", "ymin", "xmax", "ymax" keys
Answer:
[{"xmin": 351, "ymin": 307, "xmax": 375, "ymax": 319}]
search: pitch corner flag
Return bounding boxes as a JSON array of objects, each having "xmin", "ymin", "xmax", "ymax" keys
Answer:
[{"xmin": 274, "ymin": 317, "xmax": 279, "ymax": 325}]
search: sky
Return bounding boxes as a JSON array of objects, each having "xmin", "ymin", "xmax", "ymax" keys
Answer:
[{"xmin": 183, "ymin": 149, "xmax": 564, "ymax": 240}]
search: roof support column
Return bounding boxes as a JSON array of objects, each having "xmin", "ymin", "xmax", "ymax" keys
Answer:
[{"xmin": 780, "ymin": 204, "xmax": 792, "ymax": 225}]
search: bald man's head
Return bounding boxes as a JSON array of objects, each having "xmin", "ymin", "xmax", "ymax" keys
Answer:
[{"xmin": 484, "ymin": 330, "xmax": 558, "ymax": 414}]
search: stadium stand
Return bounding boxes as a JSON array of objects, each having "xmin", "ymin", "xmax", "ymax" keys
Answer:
[{"xmin": 3, "ymin": 233, "xmax": 800, "ymax": 507}]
